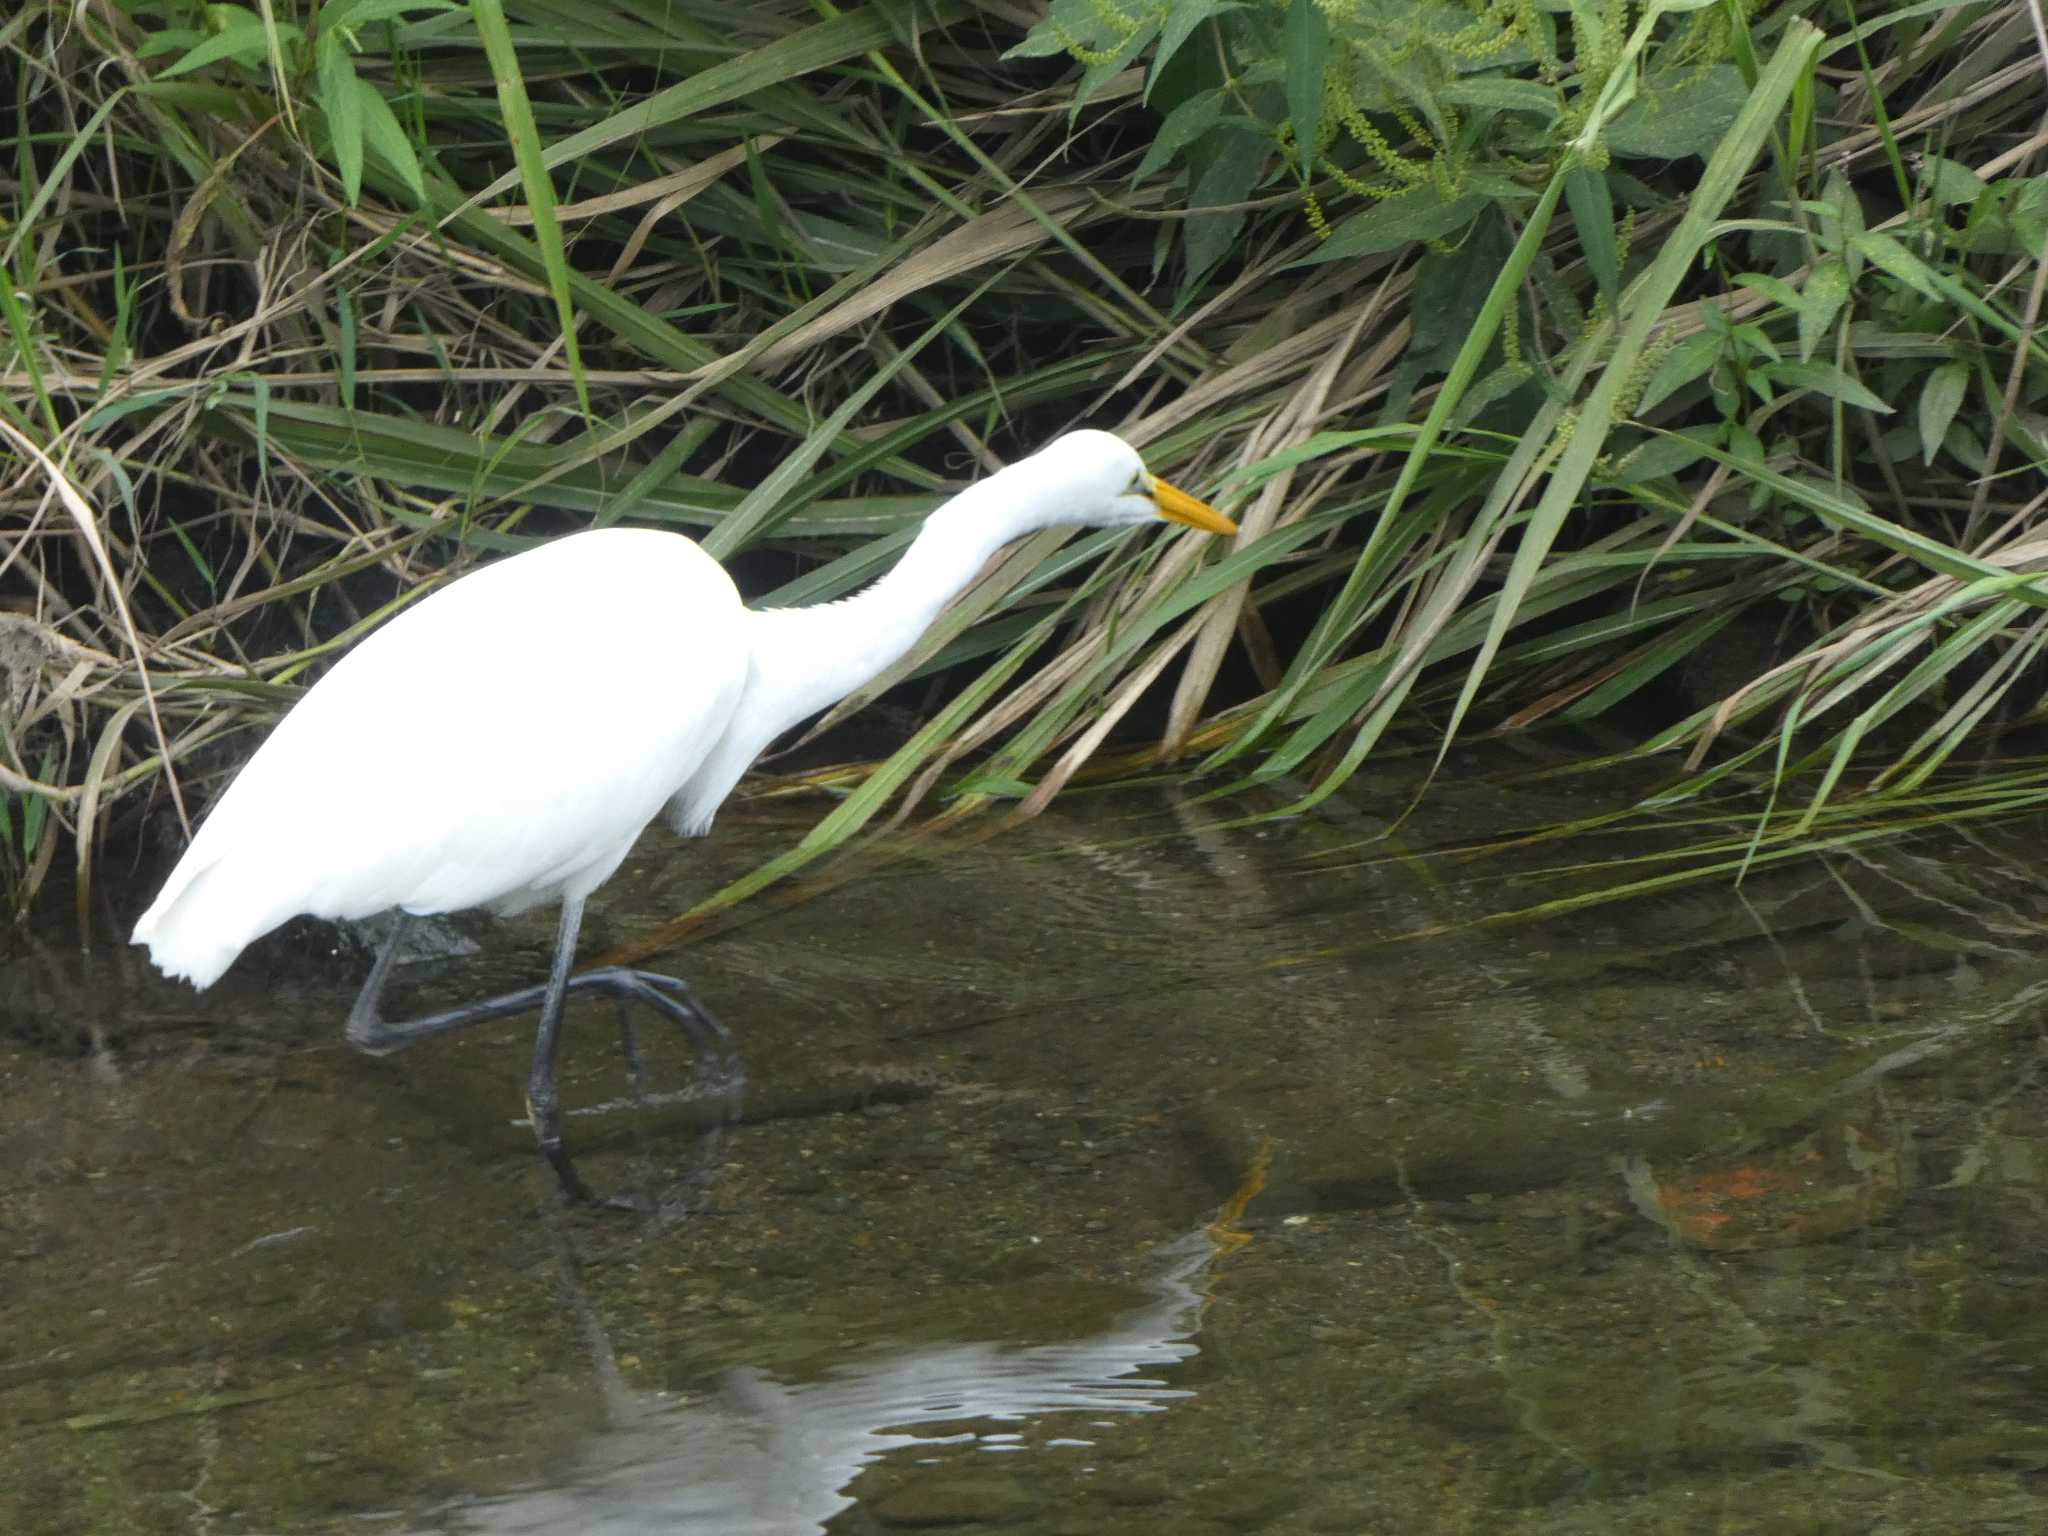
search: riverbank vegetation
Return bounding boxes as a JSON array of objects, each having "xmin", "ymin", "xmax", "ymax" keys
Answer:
[{"xmin": 4, "ymin": 0, "xmax": 2045, "ymax": 923}]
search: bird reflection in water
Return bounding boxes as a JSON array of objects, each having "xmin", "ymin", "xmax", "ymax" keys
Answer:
[{"xmin": 442, "ymin": 1229, "xmax": 1221, "ymax": 1535}]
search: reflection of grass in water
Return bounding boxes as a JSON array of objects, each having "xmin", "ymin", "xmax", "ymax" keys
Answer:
[{"xmin": 1281, "ymin": 756, "xmax": 2048, "ymax": 957}]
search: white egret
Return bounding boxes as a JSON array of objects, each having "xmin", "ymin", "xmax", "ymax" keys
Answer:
[{"xmin": 132, "ymin": 430, "xmax": 1235, "ymax": 1198}]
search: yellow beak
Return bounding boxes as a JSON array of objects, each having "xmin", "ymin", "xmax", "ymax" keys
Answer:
[{"xmin": 1149, "ymin": 476, "xmax": 1238, "ymax": 536}]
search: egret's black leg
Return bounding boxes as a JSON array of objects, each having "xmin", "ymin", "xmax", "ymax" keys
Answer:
[
  {"xmin": 615, "ymin": 993, "xmax": 647, "ymax": 1093},
  {"xmin": 345, "ymin": 906, "xmax": 719, "ymax": 1060},
  {"xmin": 346, "ymin": 907, "xmax": 583, "ymax": 1055},
  {"xmin": 342, "ymin": 898, "xmax": 747, "ymax": 1204},
  {"xmin": 611, "ymin": 993, "xmax": 656, "ymax": 1218},
  {"xmin": 526, "ymin": 896, "xmax": 595, "ymax": 1200},
  {"xmin": 345, "ymin": 912, "xmax": 417, "ymax": 1052}
]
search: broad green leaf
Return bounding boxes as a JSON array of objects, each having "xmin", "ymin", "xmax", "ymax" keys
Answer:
[
  {"xmin": 1304, "ymin": 188, "xmax": 1488, "ymax": 264},
  {"xmin": 1844, "ymin": 322, "xmax": 1952, "ymax": 360},
  {"xmin": 316, "ymin": 36, "xmax": 364, "ymax": 205},
  {"xmin": 1609, "ymin": 425, "xmax": 1719, "ymax": 483},
  {"xmin": 136, "ymin": 29, "xmax": 205, "ymax": 60},
  {"xmin": 1636, "ymin": 331, "xmax": 1719, "ymax": 416},
  {"xmin": 157, "ymin": 18, "xmax": 281, "ymax": 78},
  {"xmin": 1135, "ymin": 89, "xmax": 1229, "ymax": 180},
  {"xmin": 1607, "ymin": 66, "xmax": 1746, "ymax": 159},
  {"xmin": 1183, "ymin": 127, "xmax": 1265, "ymax": 279},
  {"xmin": 1283, "ymin": 0, "xmax": 1329, "ymax": 184},
  {"xmin": 354, "ymin": 75, "xmax": 423, "ymax": 204},
  {"xmin": 1843, "ymin": 235, "xmax": 2048, "ymax": 371},
  {"xmin": 1853, "ymin": 231, "xmax": 1940, "ymax": 299},
  {"xmin": 1004, "ymin": 0, "xmax": 1115, "ymax": 59},
  {"xmin": 1819, "ymin": 167, "xmax": 1865, "ymax": 268},
  {"xmin": 2009, "ymin": 177, "xmax": 2048, "ymax": 253},
  {"xmin": 1798, "ymin": 255, "xmax": 1851, "ymax": 361},
  {"xmin": 1918, "ymin": 361, "xmax": 1969, "ymax": 465},
  {"xmin": 1919, "ymin": 156, "xmax": 1985, "ymax": 207},
  {"xmin": 1076, "ymin": 21, "xmax": 1160, "ymax": 112},
  {"xmin": 1734, "ymin": 270, "xmax": 1803, "ymax": 310},
  {"xmin": 1960, "ymin": 177, "xmax": 2048, "ymax": 256},
  {"xmin": 203, "ymin": 5, "xmax": 262, "ymax": 31},
  {"xmin": 1735, "ymin": 321, "xmax": 1783, "ymax": 366},
  {"xmin": 1760, "ymin": 361, "xmax": 1892, "ymax": 414},
  {"xmin": 1565, "ymin": 167, "xmax": 1618, "ymax": 304},
  {"xmin": 1441, "ymin": 78, "xmax": 1563, "ymax": 121},
  {"xmin": 1150, "ymin": 0, "xmax": 1239, "ymax": 100},
  {"xmin": 1943, "ymin": 417, "xmax": 1987, "ymax": 472},
  {"xmin": 1002, "ymin": 25, "xmax": 1072, "ymax": 60}
]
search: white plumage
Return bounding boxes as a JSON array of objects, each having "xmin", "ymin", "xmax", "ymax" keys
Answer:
[
  {"xmin": 133, "ymin": 528, "xmax": 749, "ymax": 986},
  {"xmin": 129, "ymin": 429, "xmax": 1235, "ymax": 1195}
]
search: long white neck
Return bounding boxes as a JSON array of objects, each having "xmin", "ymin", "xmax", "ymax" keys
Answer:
[
  {"xmin": 739, "ymin": 468, "xmax": 1063, "ymax": 741},
  {"xmin": 661, "ymin": 438, "xmax": 1134, "ymax": 838}
]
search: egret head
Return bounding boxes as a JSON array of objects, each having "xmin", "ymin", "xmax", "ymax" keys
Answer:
[{"xmin": 1024, "ymin": 430, "xmax": 1238, "ymax": 536}]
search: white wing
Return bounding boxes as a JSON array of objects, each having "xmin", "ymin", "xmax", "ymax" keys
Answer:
[{"xmin": 133, "ymin": 528, "xmax": 749, "ymax": 987}]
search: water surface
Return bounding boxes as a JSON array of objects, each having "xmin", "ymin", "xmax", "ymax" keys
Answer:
[{"xmin": 5, "ymin": 764, "xmax": 2047, "ymax": 1533}]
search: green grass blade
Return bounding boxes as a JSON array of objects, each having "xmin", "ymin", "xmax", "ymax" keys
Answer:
[{"xmin": 469, "ymin": 0, "xmax": 588, "ymax": 416}]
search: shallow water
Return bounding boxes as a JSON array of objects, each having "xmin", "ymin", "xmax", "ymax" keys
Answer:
[{"xmin": 5, "ymin": 763, "xmax": 2048, "ymax": 1534}]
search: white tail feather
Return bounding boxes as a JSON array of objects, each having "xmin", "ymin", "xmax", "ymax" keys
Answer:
[{"xmin": 131, "ymin": 855, "xmax": 274, "ymax": 990}]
